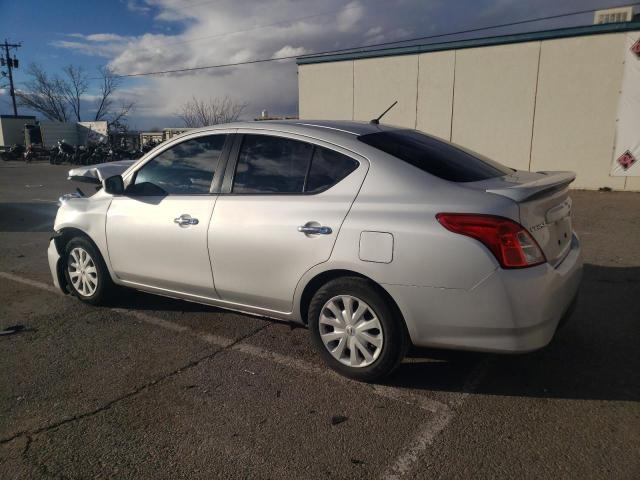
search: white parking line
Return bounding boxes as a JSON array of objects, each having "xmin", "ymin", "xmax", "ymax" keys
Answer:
[
  {"xmin": 380, "ymin": 360, "xmax": 490, "ymax": 480},
  {"xmin": 382, "ymin": 409, "xmax": 454, "ymax": 480},
  {"xmin": 111, "ymin": 308, "xmax": 192, "ymax": 334},
  {"xmin": 0, "ymin": 272, "xmax": 60, "ymax": 294},
  {"xmin": 1, "ymin": 270, "xmax": 487, "ymax": 478}
]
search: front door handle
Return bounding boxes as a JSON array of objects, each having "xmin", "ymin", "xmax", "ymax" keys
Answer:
[
  {"xmin": 174, "ymin": 214, "xmax": 199, "ymax": 227},
  {"xmin": 298, "ymin": 225, "xmax": 332, "ymax": 235}
]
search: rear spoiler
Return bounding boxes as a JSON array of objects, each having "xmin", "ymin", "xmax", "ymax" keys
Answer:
[{"xmin": 486, "ymin": 171, "xmax": 576, "ymax": 202}]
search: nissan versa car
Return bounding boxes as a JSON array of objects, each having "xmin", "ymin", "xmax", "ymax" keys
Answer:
[{"xmin": 48, "ymin": 121, "xmax": 583, "ymax": 381}]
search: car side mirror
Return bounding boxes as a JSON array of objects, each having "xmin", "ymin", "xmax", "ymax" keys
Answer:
[{"xmin": 102, "ymin": 175, "xmax": 124, "ymax": 195}]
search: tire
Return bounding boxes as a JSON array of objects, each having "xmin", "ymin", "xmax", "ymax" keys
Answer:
[
  {"xmin": 63, "ymin": 236, "xmax": 116, "ymax": 306},
  {"xmin": 308, "ymin": 277, "xmax": 408, "ymax": 382}
]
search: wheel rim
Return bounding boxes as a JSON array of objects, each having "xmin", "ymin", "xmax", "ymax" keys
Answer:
[
  {"xmin": 67, "ymin": 247, "xmax": 98, "ymax": 297},
  {"xmin": 318, "ymin": 295, "xmax": 384, "ymax": 368}
]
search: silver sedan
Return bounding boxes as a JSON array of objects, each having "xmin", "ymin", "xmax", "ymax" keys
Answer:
[{"xmin": 48, "ymin": 121, "xmax": 583, "ymax": 381}]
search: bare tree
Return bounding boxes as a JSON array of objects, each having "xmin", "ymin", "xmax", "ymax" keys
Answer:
[
  {"xmin": 16, "ymin": 64, "xmax": 69, "ymax": 121},
  {"xmin": 94, "ymin": 66, "xmax": 117, "ymax": 121},
  {"xmin": 108, "ymin": 102, "xmax": 135, "ymax": 133},
  {"xmin": 60, "ymin": 65, "xmax": 88, "ymax": 121},
  {"xmin": 93, "ymin": 66, "xmax": 135, "ymax": 131},
  {"xmin": 177, "ymin": 96, "xmax": 247, "ymax": 128},
  {"xmin": 17, "ymin": 63, "xmax": 134, "ymax": 130}
]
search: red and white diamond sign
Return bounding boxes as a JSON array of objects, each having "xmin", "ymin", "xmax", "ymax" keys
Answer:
[
  {"xmin": 632, "ymin": 38, "xmax": 640, "ymax": 58},
  {"xmin": 617, "ymin": 150, "xmax": 637, "ymax": 171}
]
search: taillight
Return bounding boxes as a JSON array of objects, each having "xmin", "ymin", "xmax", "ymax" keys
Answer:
[{"xmin": 436, "ymin": 213, "xmax": 546, "ymax": 269}]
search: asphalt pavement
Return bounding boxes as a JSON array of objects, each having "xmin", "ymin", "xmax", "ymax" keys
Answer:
[{"xmin": 1, "ymin": 161, "xmax": 638, "ymax": 479}]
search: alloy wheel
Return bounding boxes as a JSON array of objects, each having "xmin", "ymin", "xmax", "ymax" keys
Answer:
[
  {"xmin": 67, "ymin": 247, "xmax": 98, "ymax": 297},
  {"xmin": 318, "ymin": 295, "xmax": 384, "ymax": 368}
]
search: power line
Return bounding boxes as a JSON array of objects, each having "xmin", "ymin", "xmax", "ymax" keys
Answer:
[
  {"xmin": 283, "ymin": 0, "xmax": 639, "ymax": 58},
  {"xmin": 339, "ymin": 1, "xmax": 640, "ymax": 55},
  {"xmin": 106, "ymin": 2, "xmax": 640, "ymax": 79}
]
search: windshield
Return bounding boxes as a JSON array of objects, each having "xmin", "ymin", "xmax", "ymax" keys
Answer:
[{"xmin": 358, "ymin": 129, "xmax": 512, "ymax": 182}]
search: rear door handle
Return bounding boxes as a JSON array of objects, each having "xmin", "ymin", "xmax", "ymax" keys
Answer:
[
  {"xmin": 174, "ymin": 214, "xmax": 199, "ymax": 227},
  {"xmin": 298, "ymin": 225, "xmax": 332, "ymax": 235}
]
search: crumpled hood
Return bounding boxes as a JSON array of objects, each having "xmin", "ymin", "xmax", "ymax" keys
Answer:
[{"xmin": 68, "ymin": 159, "xmax": 136, "ymax": 183}]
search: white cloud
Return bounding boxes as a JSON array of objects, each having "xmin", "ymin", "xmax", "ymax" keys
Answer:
[
  {"xmin": 49, "ymin": 0, "xmax": 576, "ymax": 128},
  {"xmin": 337, "ymin": 1, "xmax": 364, "ymax": 32},
  {"xmin": 50, "ymin": 32, "xmax": 132, "ymax": 57},
  {"xmin": 85, "ymin": 33, "xmax": 131, "ymax": 42},
  {"xmin": 272, "ymin": 45, "xmax": 308, "ymax": 59},
  {"xmin": 125, "ymin": 0, "xmax": 151, "ymax": 14},
  {"xmin": 50, "ymin": 40, "xmax": 124, "ymax": 58},
  {"xmin": 49, "ymin": 1, "xmax": 446, "ymax": 124},
  {"xmin": 228, "ymin": 49, "xmax": 254, "ymax": 64},
  {"xmin": 151, "ymin": 0, "xmax": 202, "ymax": 22}
]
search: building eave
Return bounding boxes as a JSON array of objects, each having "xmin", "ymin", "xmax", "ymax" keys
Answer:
[{"xmin": 297, "ymin": 21, "xmax": 640, "ymax": 65}]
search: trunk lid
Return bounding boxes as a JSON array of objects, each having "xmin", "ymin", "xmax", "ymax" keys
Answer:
[{"xmin": 464, "ymin": 170, "xmax": 576, "ymax": 266}]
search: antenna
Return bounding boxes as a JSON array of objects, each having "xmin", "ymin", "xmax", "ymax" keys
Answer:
[{"xmin": 370, "ymin": 101, "xmax": 398, "ymax": 125}]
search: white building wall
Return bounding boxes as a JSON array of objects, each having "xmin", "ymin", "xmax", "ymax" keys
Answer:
[
  {"xmin": 298, "ymin": 28, "xmax": 640, "ymax": 191},
  {"xmin": 416, "ymin": 51, "xmax": 455, "ymax": 140},
  {"xmin": 0, "ymin": 116, "xmax": 36, "ymax": 146},
  {"xmin": 298, "ymin": 62, "xmax": 353, "ymax": 120},
  {"xmin": 40, "ymin": 122, "xmax": 81, "ymax": 147},
  {"xmin": 451, "ymin": 42, "xmax": 540, "ymax": 172},
  {"xmin": 353, "ymin": 56, "xmax": 418, "ymax": 128},
  {"xmin": 610, "ymin": 32, "xmax": 640, "ymax": 187},
  {"xmin": 530, "ymin": 34, "xmax": 626, "ymax": 190}
]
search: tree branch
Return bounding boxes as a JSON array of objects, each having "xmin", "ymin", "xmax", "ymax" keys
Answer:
[
  {"xmin": 15, "ymin": 64, "xmax": 69, "ymax": 122},
  {"xmin": 177, "ymin": 96, "xmax": 247, "ymax": 128},
  {"xmin": 94, "ymin": 66, "xmax": 119, "ymax": 122},
  {"xmin": 60, "ymin": 65, "xmax": 88, "ymax": 122}
]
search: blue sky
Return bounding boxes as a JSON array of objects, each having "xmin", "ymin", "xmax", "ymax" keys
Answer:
[
  {"xmin": 3, "ymin": 1, "xmax": 162, "ymax": 74},
  {"xmin": 1, "ymin": 0, "xmax": 636, "ymax": 129}
]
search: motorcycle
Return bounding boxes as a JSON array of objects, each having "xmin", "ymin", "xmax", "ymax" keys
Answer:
[
  {"xmin": 56, "ymin": 140, "xmax": 76, "ymax": 164},
  {"xmin": 1, "ymin": 144, "xmax": 25, "ymax": 161},
  {"xmin": 24, "ymin": 145, "xmax": 35, "ymax": 163},
  {"xmin": 49, "ymin": 145, "xmax": 62, "ymax": 164}
]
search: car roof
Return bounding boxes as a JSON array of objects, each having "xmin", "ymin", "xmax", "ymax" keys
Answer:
[
  {"xmin": 187, "ymin": 120, "xmax": 402, "ymax": 139},
  {"xmin": 262, "ymin": 120, "xmax": 397, "ymax": 136}
]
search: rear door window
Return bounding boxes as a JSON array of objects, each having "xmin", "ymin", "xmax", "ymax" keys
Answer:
[
  {"xmin": 358, "ymin": 130, "xmax": 511, "ymax": 182},
  {"xmin": 233, "ymin": 135, "xmax": 313, "ymax": 193},
  {"xmin": 305, "ymin": 147, "xmax": 359, "ymax": 193}
]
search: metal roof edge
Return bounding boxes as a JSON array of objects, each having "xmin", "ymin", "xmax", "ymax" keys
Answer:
[{"xmin": 297, "ymin": 21, "xmax": 640, "ymax": 65}]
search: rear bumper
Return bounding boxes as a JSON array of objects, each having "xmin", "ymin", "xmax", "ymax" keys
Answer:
[{"xmin": 384, "ymin": 233, "xmax": 583, "ymax": 353}]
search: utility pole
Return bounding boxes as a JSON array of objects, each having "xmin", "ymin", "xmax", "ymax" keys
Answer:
[{"xmin": 2, "ymin": 40, "xmax": 21, "ymax": 117}]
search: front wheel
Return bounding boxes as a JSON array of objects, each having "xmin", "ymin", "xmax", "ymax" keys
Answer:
[
  {"xmin": 64, "ymin": 236, "xmax": 115, "ymax": 305},
  {"xmin": 308, "ymin": 277, "xmax": 408, "ymax": 382}
]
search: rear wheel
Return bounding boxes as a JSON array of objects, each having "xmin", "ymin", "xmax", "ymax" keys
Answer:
[
  {"xmin": 64, "ymin": 236, "xmax": 115, "ymax": 305},
  {"xmin": 308, "ymin": 277, "xmax": 407, "ymax": 382}
]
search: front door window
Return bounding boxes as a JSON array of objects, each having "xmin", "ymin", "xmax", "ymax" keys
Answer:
[{"xmin": 131, "ymin": 135, "xmax": 227, "ymax": 195}]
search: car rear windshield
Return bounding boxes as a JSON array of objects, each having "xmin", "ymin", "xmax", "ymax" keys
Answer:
[{"xmin": 358, "ymin": 130, "xmax": 512, "ymax": 182}]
